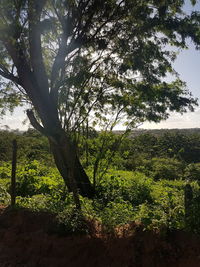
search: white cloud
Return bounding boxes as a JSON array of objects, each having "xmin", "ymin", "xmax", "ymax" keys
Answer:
[
  {"xmin": 141, "ymin": 108, "xmax": 200, "ymax": 129},
  {"xmin": 0, "ymin": 108, "xmax": 28, "ymax": 131}
]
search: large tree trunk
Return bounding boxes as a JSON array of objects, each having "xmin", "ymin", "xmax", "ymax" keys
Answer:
[
  {"xmin": 27, "ymin": 108, "xmax": 94, "ymax": 199},
  {"xmin": 2, "ymin": 9, "xmax": 94, "ymax": 199},
  {"xmin": 49, "ymin": 130, "xmax": 95, "ymax": 198}
]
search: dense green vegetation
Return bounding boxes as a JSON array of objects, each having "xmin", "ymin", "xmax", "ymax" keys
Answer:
[
  {"xmin": 1, "ymin": 0, "xmax": 200, "ymax": 199},
  {"xmin": 0, "ymin": 129, "xmax": 200, "ymax": 234},
  {"xmin": 0, "ymin": 0, "xmax": 200, "ymax": 244}
]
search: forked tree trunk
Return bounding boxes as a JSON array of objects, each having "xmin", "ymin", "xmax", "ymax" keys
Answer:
[
  {"xmin": 26, "ymin": 105, "xmax": 94, "ymax": 199},
  {"xmin": 49, "ymin": 129, "xmax": 94, "ymax": 198},
  {"xmin": 3, "ymin": 15, "xmax": 94, "ymax": 199}
]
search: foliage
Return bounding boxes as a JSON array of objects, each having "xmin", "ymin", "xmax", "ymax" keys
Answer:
[
  {"xmin": 0, "ymin": 0, "xmax": 199, "ymax": 145},
  {"xmin": 15, "ymin": 161, "xmax": 64, "ymax": 197},
  {"xmin": 0, "ymin": 160, "xmax": 64, "ymax": 198},
  {"xmin": 96, "ymin": 170, "xmax": 153, "ymax": 206},
  {"xmin": 183, "ymin": 182, "xmax": 200, "ymax": 234},
  {"xmin": 83, "ymin": 131, "xmax": 127, "ymax": 187},
  {"xmin": 56, "ymin": 206, "xmax": 89, "ymax": 235},
  {"xmin": 16, "ymin": 194, "xmax": 52, "ymax": 211},
  {"xmin": 184, "ymin": 163, "xmax": 200, "ymax": 182},
  {"xmin": 0, "ymin": 130, "xmax": 16, "ymax": 161},
  {"xmin": 151, "ymin": 180, "xmax": 185, "ymax": 229},
  {"xmin": 0, "ymin": 162, "xmax": 12, "ymax": 179},
  {"xmin": 149, "ymin": 157, "xmax": 184, "ymax": 180},
  {"xmin": 0, "ymin": 129, "xmax": 53, "ymax": 164},
  {"xmin": 1, "ymin": 128, "xmax": 200, "ymax": 233},
  {"xmin": 100, "ymin": 200, "xmax": 135, "ymax": 231},
  {"xmin": 123, "ymin": 131, "xmax": 200, "ymax": 169},
  {"xmin": 0, "ymin": 1, "xmax": 200, "ymax": 198},
  {"xmin": 0, "ymin": 182, "xmax": 10, "ymax": 205}
]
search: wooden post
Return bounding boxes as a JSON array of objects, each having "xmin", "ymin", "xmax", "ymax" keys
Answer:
[
  {"xmin": 184, "ymin": 183, "xmax": 193, "ymax": 229},
  {"xmin": 11, "ymin": 139, "xmax": 17, "ymax": 207}
]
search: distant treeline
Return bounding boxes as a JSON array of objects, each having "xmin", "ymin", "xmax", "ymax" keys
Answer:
[
  {"xmin": 1, "ymin": 128, "xmax": 200, "ymax": 181},
  {"xmin": 115, "ymin": 128, "xmax": 200, "ymax": 138},
  {"xmin": 0, "ymin": 129, "xmax": 51, "ymax": 163}
]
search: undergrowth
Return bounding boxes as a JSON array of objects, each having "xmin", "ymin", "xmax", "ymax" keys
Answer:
[{"xmin": 1, "ymin": 161, "xmax": 200, "ymax": 234}]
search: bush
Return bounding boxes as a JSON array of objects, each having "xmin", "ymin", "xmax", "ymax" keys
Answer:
[
  {"xmin": 150, "ymin": 157, "xmax": 184, "ymax": 180},
  {"xmin": 184, "ymin": 182, "xmax": 200, "ymax": 234},
  {"xmin": 56, "ymin": 206, "xmax": 89, "ymax": 235},
  {"xmin": 100, "ymin": 200, "xmax": 134, "ymax": 231},
  {"xmin": 96, "ymin": 170, "xmax": 153, "ymax": 206},
  {"xmin": 134, "ymin": 203, "xmax": 167, "ymax": 230},
  {"xmin": 15, "ymin": 161, "xmax": 64, "ymax": 197},
  {"xmin": 0, "ymin": 185, "xmax": 10, "ymax": 205},
  {"xmin": 16, "ymin": 194, "xmax": 51, "ymax": 211},
  {"xmin": 0, "ymin": 162, "xmax": 11, "ymax": 179},
  {"xmin": 184, "ymin": 163, "xmax": 200, "ymax": 182},
  {"xmin": 151, "ymin": 181, "xmax": 185, "ymax": 229}
]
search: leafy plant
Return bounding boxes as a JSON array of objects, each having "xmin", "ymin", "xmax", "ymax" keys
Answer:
[
  {"xmin": 56, "ymin": 206, "xmax": 89, "ymax": 235},
  {"xmin": 96, "ymin": 170, "xmax": 153, "ymax": 206},
  {"xmin": 15, "ymin": 161, "xmax": 64, "ymax": 197},
  {"xmin": 100, "ymin": 200, "xmax": 134, "ymax": 232},
  {"xmin": 150, "ymin": 157, "xmax": 184, "ymax": 180},
  {"xmin": 0, "ymin": 184, "xmax": 10, "ymax": 205},
  {"xmin": 184, "ymin": 163, "xmax": 200, "ymax": 182}
]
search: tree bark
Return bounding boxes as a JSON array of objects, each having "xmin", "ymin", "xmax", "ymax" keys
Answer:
[
  {"xmin": 27, "ymin": 109, "xmax": 94, "ymax": 199},
  {"xmin": 2, "ymin": 8, "xmax": 94, "ymax": 200},
  {"xmin": 49, "ymin": 130, "xmax": 94, "ymax": 198}
]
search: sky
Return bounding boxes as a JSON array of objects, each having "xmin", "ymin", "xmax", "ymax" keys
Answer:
[
  {"xmin": 142, "ymin": 42, "xmax": 200, "ymax": 129},
  {"xmin": 142, "ymin": 1, "xmax": 200, "ymax": 129},
  {"xmin": 0, "ymin": 1, "xmax": 200, "ymax": 131}
]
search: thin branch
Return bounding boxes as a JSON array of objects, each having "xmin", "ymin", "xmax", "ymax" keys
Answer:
[
  {"xmin": 50, "ymin": 32, "xmax": 68, "ymax": 89},
  {"xmin": 0, "ymin": 69, "xmax": 21, "ymax": 85},
  {"xmin": 64, "ymin": 59, "xmax": 103, "ymax": 128},
  {"xmin": 71, "ymin": 88, "xmax": 106, "ymax": 131},
  {"xmin": 3, "ymin": 39, "xmax": 38, "ymax": 103}
]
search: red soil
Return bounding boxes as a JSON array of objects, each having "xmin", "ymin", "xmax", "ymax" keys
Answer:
[{"xmin": 0, "ymin": 206, "xmax": 200, "ymax": 267}]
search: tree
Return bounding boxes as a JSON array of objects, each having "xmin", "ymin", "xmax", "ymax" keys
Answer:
[{"xmin": 0, "ymin": 0, "xmax": 200, "ymax": 198}]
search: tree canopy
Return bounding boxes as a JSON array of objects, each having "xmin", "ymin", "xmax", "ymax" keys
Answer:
[{"xmin": 0, "ymin": 0, "xmax": 199, "ymax": 132}]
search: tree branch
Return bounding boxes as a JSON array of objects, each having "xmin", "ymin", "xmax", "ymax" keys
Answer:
[
  {"xmin": 50, "ymin": 33, "xmax": 68, "ymax": 89},
  {"xmin": 26, "ymin": 109, "xmax": 47, "ymax": 135},
  {"xmin": 0, "ymin": 68, "xmax": 21, "ymax": 85},
  {"xmin": 28, "ymin": 0, "xmax": 49, "ymax": 94},
  {"xmin": 3, "ymin": 40, "xmax": 39, "ymax": 102}
]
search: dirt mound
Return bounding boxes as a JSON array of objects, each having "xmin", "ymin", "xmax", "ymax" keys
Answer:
[{"xmin": 0, "ymin": 206, "xmax": 200, "ymax": 267}]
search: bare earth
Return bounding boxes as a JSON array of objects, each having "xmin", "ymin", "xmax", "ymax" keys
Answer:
[{"xmin": 0, "ymin": 206, "xmax": 200, "ymax": 267}]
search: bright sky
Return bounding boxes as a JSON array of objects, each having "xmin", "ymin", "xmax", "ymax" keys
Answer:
[
  {"xmin": 142, "ymin": 42, "xmax": 200, "ymax": 129},
  {"xmin": 142, "ymin": 1, "xmax": 200, "ymax": 129},
  {"xmin": 0, "ymin": 1, "xmax": 200, "ymax": 131}
]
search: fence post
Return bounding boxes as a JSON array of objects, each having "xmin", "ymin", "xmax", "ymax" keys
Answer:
[
  {"xmin": 11, "ymin": 139, "xmax": 17, "ymax": 207},
  {"xmin": 184, "ymin": 183, "xmax": 193, "ymax": 229}
]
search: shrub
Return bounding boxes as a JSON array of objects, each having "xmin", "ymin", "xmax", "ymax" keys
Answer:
[
  {"xmin": 150, "ymin": 180, "xmax": 185, "ymax": 229},
  {"xmin": 16, "ymin": 194, "xmax": 51, "ymax": 211},
  {"xmin": 0, "ymin": 185, "xmax": 10, "ymax": 205},
  {"xmin": 150, "ymin": 157, "xmax": 183, "ymax": 180},
  {"xmin": 184, "ymin": 182, "xmax": 200, "ymax": 234},
  {"xmin": 0, "ymin": 162, "xmax": 11, "ymax": 179},
  {"xmin": 15, "ymin": 161, "xmax": 64, "ymax": 197},
  {"xmin": 184, "ymin": 163, "xmax": 200, "ymax": 182},
  {"xmin": 56, "ymin": 206, "xmax": 89, "ymax": 235},
  {"xmin": 96, "ymin": 170, "xmax": 153, "ymax": 206},
  {"xmin": 100, "ymin": 200, "xmax": 134, "ymax": 231}
]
